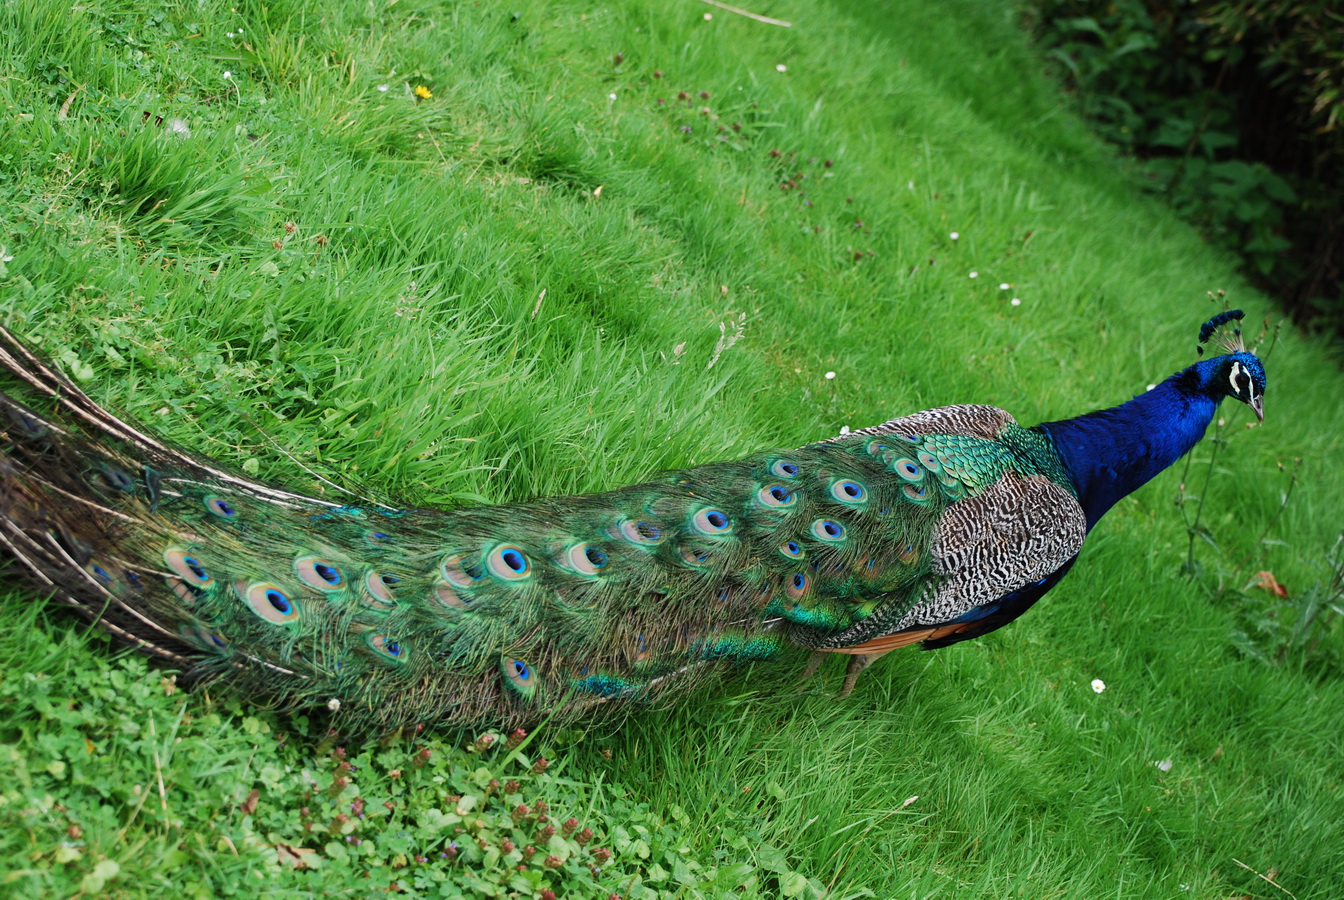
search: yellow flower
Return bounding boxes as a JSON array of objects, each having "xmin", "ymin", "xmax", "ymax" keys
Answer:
[{"xmin": 414, "ymin": 85, "xmax": 432, "ymax": 99}]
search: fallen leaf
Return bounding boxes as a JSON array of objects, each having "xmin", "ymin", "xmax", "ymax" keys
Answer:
[
  {"xmin": 239, "ymin": 789, "xmax": 259, "ymax": 816},
  {"xmin": 1250, "ymin": 570, "xmax": 1288, "ymax": 598},
  {"xmin": 276, "ymin": 843, "xmax": 319, "ymax": 869}
]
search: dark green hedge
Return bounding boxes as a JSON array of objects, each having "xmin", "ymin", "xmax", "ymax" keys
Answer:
[{"xmin": 1026, "ymin": 0, "xmax": 1343, "ymax": 336}]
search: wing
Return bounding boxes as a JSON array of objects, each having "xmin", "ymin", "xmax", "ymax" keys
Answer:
[{"xmin": 812, "ymin": 471, "xmax": 1086, "ymax": 654}]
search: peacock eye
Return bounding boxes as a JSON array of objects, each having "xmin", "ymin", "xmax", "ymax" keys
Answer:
[
  {"xmin": 691, "ymin": 508, "xmax": 732, "ymax": 534},
  {"xmin": 779, "ymin": 540, "xmax": 804, "ymax": 559},
  {"xmin": 204, "ymin": 495, "xmax": 239, "ymax": 518},
  {"xmin": 501, "ymin": 655, "xmax": 540, "ymax": 699},
  {"xmin": 770, "ymin": 460, "xmax": 800, "ymax": 478},
  {"xmin": 829, "ymin": 480, "xmax": 867, "ymax": 503},
  {"xmin": 679, "ymin": 545, "xmax": 712, "ymax": 566},
  {"xmin": 564, "ymin": 542, "xmax": 609, "ymax": 576},
  {"xmin": 296, "ymin": 557, "xmax": 345, "ymax": 590},
  {"xmin": 486, "ymin": 545, "xmax": 531, "ymax": 581},
  {"xmin": 811, "ymin": 519, "xmax": 846, "ymax": 541},
  {"xmin": 441, "ymin": 555, "xmax": 486, "ymax": 588},
  {"xmin": 366, "ymin": 633, "xmax": 408, "ymax": 663},
  {"xmin": 756, "ymin": 484, "xmax": 796, "ymax": 508},
  {"xmin": 100, "ymin": 466, "xmax": 135, "ymax": 492},
  {"xmin": 165, "ymin": 549, "xmax": 215, "ymax": 587},
  {"xmin": 433, "ymin": 581, "xmax": 471, "ymax": 609},
  {"xmin": 240, "ymin": 582, "xmax": 300, "ymax": 625},
  {"xmin": 893, "ymin": 458, "xmax": 924, "ymax": 482}
]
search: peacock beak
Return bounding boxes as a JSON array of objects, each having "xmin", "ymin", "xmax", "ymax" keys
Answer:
[{"xmin": 1249, "ymin": 394, "xmax": 1264, "ymax": 424}]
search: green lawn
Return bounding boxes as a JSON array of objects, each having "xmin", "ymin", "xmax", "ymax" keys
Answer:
[{"xmin": 1, "ymin": 0, "xmax": 1342, "ymax": 897}]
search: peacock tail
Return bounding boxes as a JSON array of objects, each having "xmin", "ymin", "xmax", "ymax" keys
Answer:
[{"xmin": 0, "ymin": 312, "xmax": 1267, "ymax": 730}]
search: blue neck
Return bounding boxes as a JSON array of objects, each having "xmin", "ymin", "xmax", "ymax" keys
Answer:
[{"xmin": 1038, "ymin": 361, "xmax": 1226, "ymax": 531}]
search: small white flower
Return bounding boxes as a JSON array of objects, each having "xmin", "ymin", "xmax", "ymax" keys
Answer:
[
  {"xmin": 839, "ymin": 425, "xmax": 850, "ymax": 435},
  {"xmin": 327, "ymin": 698, "xmax": 341, "ymax": 711},
  {"xmin": 1146, "ymin": 384, "xmax": 1156, "ymax": 391},
  {"xmin": 377, "ymin": 84, "xmax": 389, "ymax": 92},
  {"xmin": 776, "ymin": 63, "xmax": 787, "ymax": 72},
  {"xmin": 824, "ymin": 371, "xmax": 836, "ymax": 380},
  {"xmin": 1154, "ymin": 759, "xmax": 1173, "ymax": 772},
  {"xmin": 949, "ymin": 231, "xmax": 959, "ymax": 240},
  {"xmin": 223, "ymin": 71, "xmax": 232, "ymax": 79},
  {"xmin": 704, "ymin": 11, "xmax": 712, "ymax": 19},
  {"xmin": 608, "ymin": 92, "xmax": 617, "ymax": 101},
  {"xmin": 969, "ymin": 271, "xmax": 978, "ymax": 279},
  {"xmin": 1091, "ymin": 678, "xmax": 1105, "ymax": 693},
  {"xmin": 237, "ymin": 27, "xmax": 243, "ymax": 33},
  {"xmin": 999, "ymin": 283, "xmax": 1010, "ymax": 290},
  {"xmin": 907, "ymin": 181, "xmax": 914, "ymax": 189},
  {"xmin": 1010, "ymin": 297, "xmax": 1022, "ymax": 307},
  {"xmin": 226, "ymin": 31, "xmax": 235, "ymax": 37}
]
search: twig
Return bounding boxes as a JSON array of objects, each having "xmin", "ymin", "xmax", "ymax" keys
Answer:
[
  {"xmin": 1231, "ymin": 858, "xmax": 1297, "ymax": 899},
  {"xmin": 699, "ymin": 0, "xmax": 791, "ymax": 27}
]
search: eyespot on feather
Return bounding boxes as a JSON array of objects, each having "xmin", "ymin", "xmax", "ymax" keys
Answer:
[
  {"xmin": 365, "ymin": 633, "xmax": 408, "ymax": 664},
  {"xmin": 203, "ymin": 495, "xmax": 240, "ymax": 518},
  {"xmin": 433, "ymin": 581, "xmax": 471, "ymax": 609},
  {"xmin": 917, "ymin": 451, "xmax": 941, "ymax": 472},
  {"xmin": 441, "ymin": 555, "xmax": 486, "ymax": 588},
  {"xmin": 165, "ymin": 549, "xmax": 215, "ymax": 588},
  {"xmin": 785, "ymin": 572, "xmax": 810, "ymax": 600},
  {"xmin": 98, "ymin": 465, "xmax": 135, "ymax": 492},
  {"xmin": 238, "ymin": 581, "xmax": 300, "ymax": 625},
  {"xmin": 617, "ymin": 518, "xmax": 664, "ymax": 545},
  {"xmin": 166, "ymin": 576, "xmax": 199, "ymax": 605},
  {"xmin": 564, "ymin": 543, "xmax": 609, "ymax": 575},
  {"xmin": 363, "ymin": 572, "xmax": 397, "ymax": 609},
  {"xmin": 903, "ymin": 483, "xmax": 930, "ymax": 502},
  {"xmin": 500, "ymin": 656, "xmax": 539, "ymax": 700},
  {"xmin": 770, "ymin": 460, "xmax": 800, "ymax": 478},
  {"xmin": 756, "ymin": 484, "xmax": 796, "ymax": 508},
  {"xmin": 679, "ymin": 544, "xmax": 712, "ymax": 566},
  {"xmin": 296, "ymin": 556, "xmax": 345, "ymax": 590},
  {"xmin": 779, "ymin": 539, "xmax": 804, "ymax": 559},
  {"xmin": 829, "ymin": 479, "xmax": 867, "ymax": 504},
  {"xmin": 486, "ymin": 545, "xmax": 531, "ymax": 581},
  {"xmin": 893, "ymin": 458, "xmax": 924, "ymax": 482},
  {"xmin": 691, "ymin": 508, "xmax": 732, "ymax": 534},
  {"xmin": 811, "ymin": 519, "xmax": 846, "ymax": 541},
  {"xmin": 181, "ymin": 624, "xmax": 228, "ymax": 651}
]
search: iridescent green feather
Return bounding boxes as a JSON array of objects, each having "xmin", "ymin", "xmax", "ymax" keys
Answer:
[{"xmin": 0, "ymin": 326, "xmax": 1079, "ymax": 729}]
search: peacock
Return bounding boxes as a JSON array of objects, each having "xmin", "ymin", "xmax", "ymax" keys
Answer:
[{"xmin": 0, "ymin": 311, "xmax": 1265, "ymax": 730}]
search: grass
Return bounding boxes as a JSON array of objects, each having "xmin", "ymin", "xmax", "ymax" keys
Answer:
[{"xmin": 1, "ymin": 0, "xmax": 1343, "ymax": 896}]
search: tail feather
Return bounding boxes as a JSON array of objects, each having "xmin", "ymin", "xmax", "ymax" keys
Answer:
[{"xmin": 0, "ymin": 326, "xmax": 1025, "ymax": 728}]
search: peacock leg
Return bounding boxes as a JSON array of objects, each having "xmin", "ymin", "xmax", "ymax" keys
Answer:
[
  {"xmin": 838, "ymin": 653, "xmax": 878, "ymax": 698},
  {"xmin": 797, "ymin": 651, "xmax": 828, "ymax": 689}
]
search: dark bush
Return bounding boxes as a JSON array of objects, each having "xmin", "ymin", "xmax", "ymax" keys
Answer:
[{"xmin": 1027, "ymin": 0, "xmax": 1344, "ymax": 337}]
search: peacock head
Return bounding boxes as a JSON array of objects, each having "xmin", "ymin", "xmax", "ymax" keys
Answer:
[
  {"xmin": 1197, "ymin": 310, "xmax": 1265, "ymax": 424},
  {"xmin": 1215, "ymin": 351, "xmax": 1266, "ymax": 424}
]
